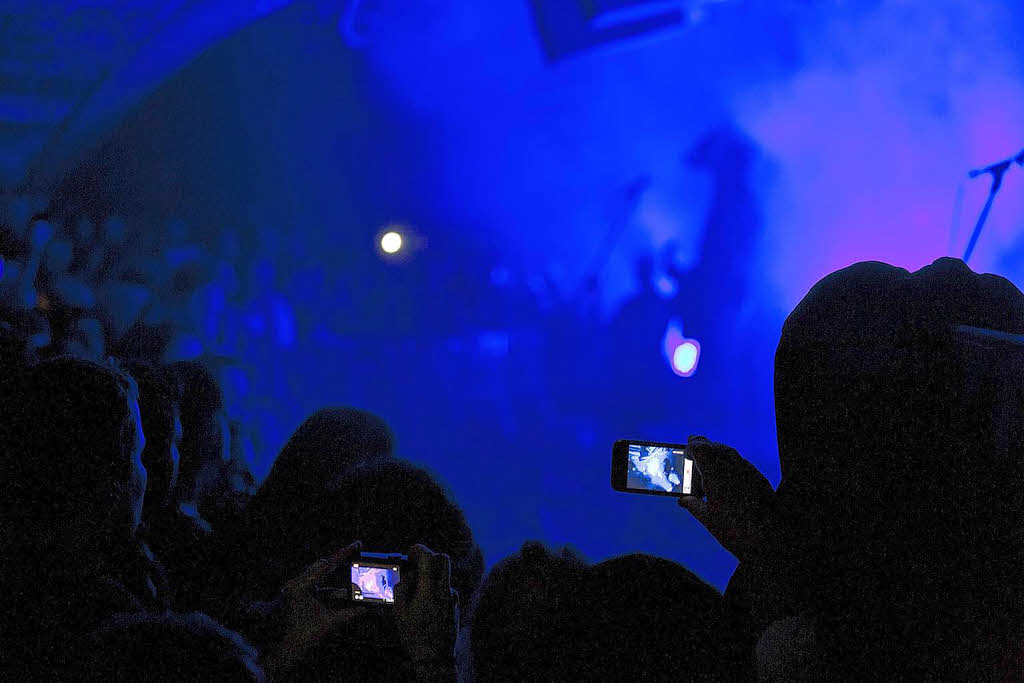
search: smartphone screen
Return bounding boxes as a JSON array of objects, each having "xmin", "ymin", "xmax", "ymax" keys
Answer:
[
  {"xmin": 351, "ymin": 562, "xmax": 401, "ymax": 604},
  {"xmin": 612, "ymin": 440, "xmax": 702, "ymax": 498}
]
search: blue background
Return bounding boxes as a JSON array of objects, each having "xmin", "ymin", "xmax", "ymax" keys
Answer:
[{"xmin": 5, "ymin": 0, "xmax": 1024, "ymax": 589}]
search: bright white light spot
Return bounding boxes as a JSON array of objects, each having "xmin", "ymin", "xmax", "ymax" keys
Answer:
[
  {"xmin": 672, "ymin": 340, "xmax": 700, "ymax": 376},
  {"xmin": 381, "ymin": 231, "xmax": 403, "ymax": 254}
]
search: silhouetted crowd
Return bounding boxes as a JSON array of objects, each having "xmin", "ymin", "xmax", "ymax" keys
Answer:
[{"xmin": 4, "ymin": 189, "xmax": 1024, "ymax": 680}]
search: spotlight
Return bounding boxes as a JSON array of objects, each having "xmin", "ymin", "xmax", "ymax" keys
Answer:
[
  {"xmin": 671, "ymin": 339, "xmax": 700, "ymax": 377},
  {"xmin": 380, "ymin": 231, "xmax": 403, "ymax": 254},
  {"xmin": 663, "ymin": 317, "xmax": 700, "ymax": 377}
]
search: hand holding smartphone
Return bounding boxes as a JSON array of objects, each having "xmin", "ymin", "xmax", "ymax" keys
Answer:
[
  {"xmin": 317, "ymin": 552, "xmax": 407, "ymax": 607},
  {"xmin": 611, "ymin": 439, "xmax": 704, "ymax": 498}
]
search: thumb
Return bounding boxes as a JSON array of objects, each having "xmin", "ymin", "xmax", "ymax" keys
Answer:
[
  {"xmin": 685, "ymin": 436, "xmax": 719, "ymax": 483},
  {"xmin": 678, "ymin": 495, "xmax": 709, "ymax": 523}
]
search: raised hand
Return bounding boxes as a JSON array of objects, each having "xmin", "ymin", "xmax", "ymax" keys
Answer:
[
  {"xmin": 678, "ymin": 436, "xmax": 778, "ymax": 563},
  {"xmin": 264, "ymin": 540, "xmax": 367, "ymax": 679},
  {"xmin": 394, "ymin": 544, "xmax": 459, "ymax": 673}
]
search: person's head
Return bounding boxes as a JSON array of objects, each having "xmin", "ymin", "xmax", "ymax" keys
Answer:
[
  {"xmin": 775, "ymin": 258, "xmax": 1024, "ymax": 526},
  {"xmin": 254, "ymin": 407, "xmax": 394, "ymax": 512},
  {"xmin": 72, "ymin": 612, "xmax": 263, "ymax": 681},
  {"xmin": 470, "ymin": 542, "xmax": 587, "ymax": 682},
  {"xmin": 125, "ymin": 360, "xmax": 182, "ymax": 518},
  {"xmin": 566, "ymin": 554, "xmax": 744, "ymax": 681},
  {"xmin": 772, "ymin": 257, "xmax": 1024, "ymax": 677},
  {"xmin": 167, "ymin": 360, "xmax": 228, "ymax": 505},
  {"xmin": 755, "ymin": 611, "xmax": 818, "ymax": 682},
  {"xmin": 3, "ymin": 356, "xmax": 146, "ymax": 548}
]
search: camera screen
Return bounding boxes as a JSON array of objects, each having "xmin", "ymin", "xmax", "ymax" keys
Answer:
[
  {"xmin": 351, "ymin": 563, "xmax": 400, "ymax": 603},
  {"xmin": 626, "ymin": 444, "xmax": 694, "ymax": 494}
]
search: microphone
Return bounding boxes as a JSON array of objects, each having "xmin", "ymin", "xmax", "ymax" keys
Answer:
[
  {"xmin": 968, "ymin": 147, "xmax": 1024, "ymax": 179},
  {"xmin": 968, "ymin": 160, "xmax": 1011, "ymax": 180},
  {"xmin": 962, "ymin": 146, "xmax": 1024, "ymax": 263}
]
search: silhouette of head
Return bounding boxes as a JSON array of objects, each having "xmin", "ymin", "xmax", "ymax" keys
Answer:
[
  {"xmin": 254, "ymin": 407, "xmax": 394, "ymax": 513},
  {"xmin": 73, "ymin": 612, "xmax": 263, "ymax": 681},
  {"xmin": 470, "ymin": 542, "xmax": 586, "ymax": 682},
  {"xmin": 3, "ymin": 356, "xmax": 146, "ymax": 548},
  {"xmin": 772, "ymin": 257, "xmax": 1024, "ymax": 677},
  {"xmin": 566, "ymin": 554, "xmax": 742, "ymax": 681},
  {"xmin": 775, "ymin": 258, "xmax": 1024, "ymax": 527},
  {"xmin": 125, "ymin": 361, "xmax": 182, "ymax": 518}
]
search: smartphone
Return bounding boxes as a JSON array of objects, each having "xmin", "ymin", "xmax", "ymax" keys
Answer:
[
  {"xmin": 611, "ymin": 440, "xmax": 703, "ymax": 498},
  {"xmin": 317, "ymin": 552, "xmax": 407, "ymax": 607},
  {"xmin": 351, "ymin": 553, "xmax": 404, "ymax": 604}
]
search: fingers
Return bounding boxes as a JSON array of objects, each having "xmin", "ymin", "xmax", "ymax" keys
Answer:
[
  {"xmin": 287, "ymin": 540, "xmax": 362, "ymax": 595},
  {"xmin": 678, "ymin": 494, "xmax": 709, "ymax": 523},
  {"xmin": 686, "ymin": 435, "xmax": 715, "ymax": 472},
  {"xmin": 408, "ymin": 543, "xmax": 436, "ymax": 602},
  {"xmin": 686, "ymin": 435, "xmax": 745, "ymax": 487},
  {"xmin": 403, "ymin": 544, "xmax": 453, "ymax": 602},
  {"xmin": 431, "ymin": 549, "xmax": 451, "ymax": 583},
  {"xmin": 324, "ymin": 540, "xmax": 364, "ymax": 574},
  {"xmin": 432, "ymin": 551, "xmax": 452, "ymax": 597}
]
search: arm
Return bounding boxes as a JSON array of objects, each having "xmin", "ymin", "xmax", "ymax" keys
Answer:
[
  {"xmin": 678, "ymin": 437, "xmax": 791, "ymax": 632},
  {"xmin": 261, "ymin": 541, "xmax": 367, "ymax": 681},
  {"xmin": 677, "ymin": 436, "xmax": 780, "ymax": 565},
  {"xmin": 395, "ymin": 544, "xmax": 459, "ymax": 683}
]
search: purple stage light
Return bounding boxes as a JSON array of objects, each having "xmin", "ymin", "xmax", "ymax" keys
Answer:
[
  {"xmin": 671, "ymin": 339, "xmax": 700, "ymax": 376},
  {"xmin": 663, "ymin": 317, "xmax": 700, "ymax": 377}
]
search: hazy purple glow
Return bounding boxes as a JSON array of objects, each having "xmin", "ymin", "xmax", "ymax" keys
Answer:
[
  {"xmin": 663, "ymin": 317, "xmax": 700, "ymax": 377},
  {"xmin": 735, "ymin": 1, "xmax": 1024, "ymax": 308}
]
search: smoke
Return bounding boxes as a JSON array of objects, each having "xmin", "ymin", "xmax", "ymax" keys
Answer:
[{"xmin": 732, "ymin": 0, "xmax": 1024, "ymax": 308}]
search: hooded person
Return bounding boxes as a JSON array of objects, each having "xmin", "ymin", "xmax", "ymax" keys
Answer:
[{"xmin": 679, "ymin": 257, "xmax": 1024, "ymax": 679}]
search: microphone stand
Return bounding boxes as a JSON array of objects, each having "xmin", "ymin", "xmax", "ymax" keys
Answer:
[{"xmin": 963, "ymin": 148, "xmax": 1024, "ymax": 263}]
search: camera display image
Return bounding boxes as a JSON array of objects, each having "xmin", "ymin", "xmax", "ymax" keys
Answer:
[
  {"xmin": 351, "ymin": 563, "xmax": 400, "ymax": 603},
  {"xmin": 627, "ymin": 444, "xmax": 694, "ymax": 494}
]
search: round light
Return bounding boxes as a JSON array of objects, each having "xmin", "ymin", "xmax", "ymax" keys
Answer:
[
  {"xmin": 672, "ymin": 340, "xmax": 700, "ymax": 376},
  {"xmin": 380, "ymin": 231, "xmax": 403, "ymax": 254}
]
